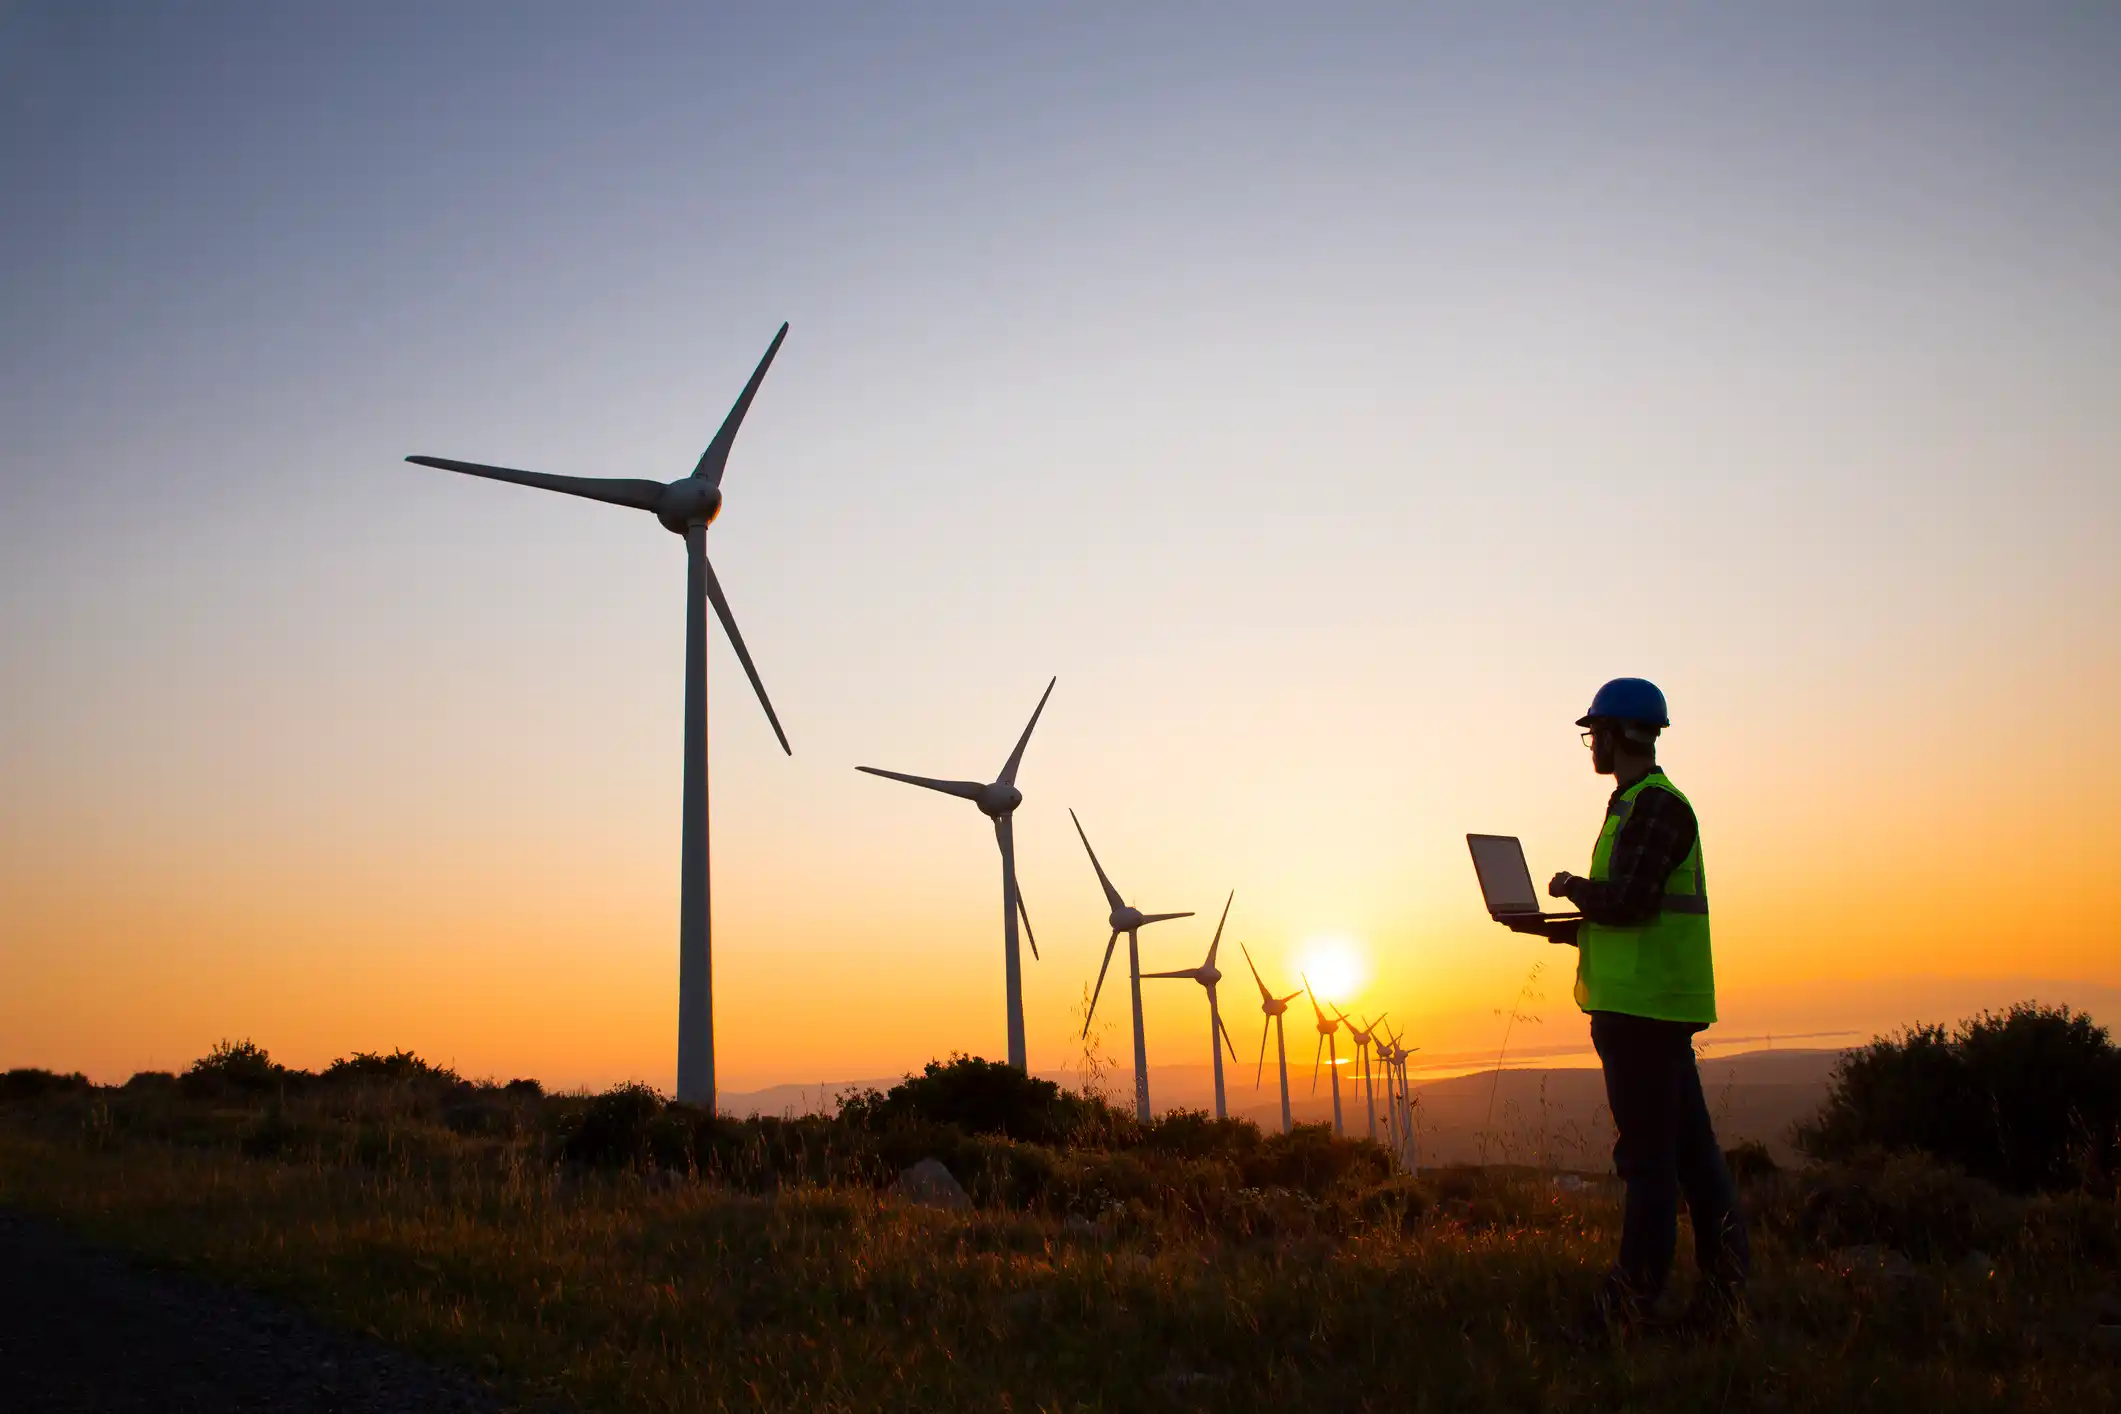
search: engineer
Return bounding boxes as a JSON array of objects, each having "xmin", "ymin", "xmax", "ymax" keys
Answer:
[{"xmin": 1506, "ymin": 677, "xmax": 1749, "ymax": 1330}]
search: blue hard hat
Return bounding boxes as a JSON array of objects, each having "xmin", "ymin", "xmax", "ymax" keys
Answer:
[{"xmin": 1577, "ymin": 677, "xmax": 1669, "ymax": 728}]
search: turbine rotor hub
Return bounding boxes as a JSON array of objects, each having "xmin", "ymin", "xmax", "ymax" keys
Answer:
[
  {"xmin": 1112, "ymin": 906, "xmax": 1145, "ymax": 931},
  {"xmin": 976, "ymin": 783, "xmax": 1023, "ymax": 817},
  {"xmin": 657, "ymin": 480, "xmax": 724, "ymax": 533}
]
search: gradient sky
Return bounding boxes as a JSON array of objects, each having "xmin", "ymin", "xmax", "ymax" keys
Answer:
[{"xmin": 4, "ymin": 4, "xmax": 2118, "ymax": 1093}]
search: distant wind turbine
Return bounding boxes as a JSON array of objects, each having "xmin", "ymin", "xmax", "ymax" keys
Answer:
[
  {"xmin": 403, "ymin": 325, "xmax": 794, "ymax": 1113},
  {"xmin": 1241, "ymin": 943, "xmax": 1303, "ymax": 1135},
  {"xmin": 1140, "ymin": 890, "xmax": 1240, "ymax": 1119},
  {"xmin": 1073, "ymin": 810, "xmax": 1192, "ymax": 1123},
  {"xmin": 1335, "ymin": 1008, "xmax": 1387, "ymax": 1142},
  {"xmin": 1305, "ymin": 978, "xmax": 1347, "ymax": 1137},
  {"xmin": 1379, "ymin": 1023, "xmax": 1422, "ymax": 1170},
  {"xmin": 856, "ymin": 677, "xmax": 1056, "ymax": 1071}
]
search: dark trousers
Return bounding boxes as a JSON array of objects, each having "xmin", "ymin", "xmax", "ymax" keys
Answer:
[{"xmin": 1589, "ymin": 1010, "xmax": 1750, "ymax": 1304}]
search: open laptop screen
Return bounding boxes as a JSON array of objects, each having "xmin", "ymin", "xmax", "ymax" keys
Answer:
[{"xmin": 1467, "ymin": 833, "xmax": 1540, "ymax": 916}]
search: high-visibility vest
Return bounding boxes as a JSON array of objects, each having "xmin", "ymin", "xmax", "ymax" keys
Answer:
[{"xmin": 1573, "ymin": 770, "xmax": 1715, "ymax": 1023}]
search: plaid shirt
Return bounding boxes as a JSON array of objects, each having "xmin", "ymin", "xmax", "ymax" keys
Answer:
[{"xmin": 1559, "ymin": 775, "xmax": 1698, "ymax": 927}]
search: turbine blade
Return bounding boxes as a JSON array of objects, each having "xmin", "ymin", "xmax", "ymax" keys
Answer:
[
  {"xmin": 1278, "ymin": 989, "xmax": 1305, "ymax": 1006},
  {"xmin": 1137, "ymin": 911, "xmax": 1194, "ymax": 926},
  {"xmin": 996, "ymin": 815, "xmax": 1037, "ymax": 962},
  {"xmin": 1312, "ymin": 1032, "xmax": 1324, "ymax": 1092},
  {"xmin": 700, "ymin": 553, "xmax": 791, "ymax": 754},
  {"xmin": 1139, "ymin": 968, "xmax": 1198, "ymax": 980},
  {"xmin": 857, "ymin": 767, "xmax": 984, "ymax": 800},
  {"xmin": 1255, "ymin": 1019, "xmax": 1269, "ymax": 1087},
  {"xmin": 1217, "ymin": 1004, "xmax": 1239, "ymax": 1063},
  {"xmin": 693, "ymin": 323, "xmax": 788, "ymax": 486},
  {"xmin": 1083, "ymin": 931, "xmax": 1120, "ymax": 1036},
  {"xmin": 996, "ymin": 676, "xmax": 1057, "ymax": 787},
  {"xmin": 1204, "ymin": 890, "xmax": 1233, "ymax": 970},
  {"xmin": 404, "ymin": 457, "xmax": 665, "ymax": 511},
  {"xmin": 1240, "ymin": 943, "xmax": 1271, "ymax": 1000},
  {"xmin": 1068, "ymin": 810, "xmax": 1126, "ymax": 913},
  {"xmin": 1304, "ymin": 975, "xmax": 1326, "ymax": 1023}
]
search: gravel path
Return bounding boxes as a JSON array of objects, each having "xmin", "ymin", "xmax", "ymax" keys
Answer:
[{"xmin": 0, "ymin": 1211, "xmax": 507, "ymax": 1413}]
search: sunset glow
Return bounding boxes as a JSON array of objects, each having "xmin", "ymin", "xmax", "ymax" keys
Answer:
[
  {"xmin": 1297, "ymin": 939, "xmax": 1368, "ymax": 1009},
  {"xmin": 2, "ymin": 9, "xmax": 2116, "ymax": 1097}
]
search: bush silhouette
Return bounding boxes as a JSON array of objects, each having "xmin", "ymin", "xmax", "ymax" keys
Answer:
[
  {"xmin": 182, "ymin": 1039, "xmax": 294, "ymax": 1097},
  {"xmin": 840, "ymin": 1055, "xmax": 1097, "ymax": 1144},
  {"xmin": 1797, "ymin": 1002, "xmax": 2121, "ymax": 1193},
  {"xmin": 321, "ymin": 1049, "xmax": 462, "ymax": 1088},
  {"xmin": 561, "ymin": 1084, "xmax": 668, "ymax": 1170},
  {"xmin": 1, "ymin": 1069, "xmax": 91, "ymax": 1103}
]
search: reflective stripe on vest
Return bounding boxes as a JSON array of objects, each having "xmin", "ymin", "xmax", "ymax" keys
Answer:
[{"xmin": 1574, "ymin": 770, "xmax": 1717, "ymax": 1024}]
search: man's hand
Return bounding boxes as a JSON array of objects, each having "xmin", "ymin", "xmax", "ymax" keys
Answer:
[
  {"xmin": 1501, "ymin": 915, "xmax": 1580, "ymax": 946},
  {"xmin": 1549, "ymin": 871, "xmax": 1582, "ymax": 900}
]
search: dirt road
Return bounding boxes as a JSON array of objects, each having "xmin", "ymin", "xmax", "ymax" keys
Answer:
[{"xmin": 0, "ymin": 1211, "xmax": 503, "ymax": 1413}]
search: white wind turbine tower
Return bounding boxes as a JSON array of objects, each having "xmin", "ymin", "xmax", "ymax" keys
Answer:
[
  {"xmin": 1073, "ymin": 811, "xmax": 1192, "ymax": 1123},
  {"xmin": 1305, "ymin": 979, "xmax": 1348, "ymax": 1137},
  {"xmin": 1140, "ymin": 890, "xmax": 1239, "ymax": 1119},
  {"xmin": 403, "ymin": 325, "xmax": 793, "ymax": 1112},
  {"xmin": 1335, "ymin": 1008, "xmax": 1387, "ymax": 1142},
  {"xmin": 1241, "ymin": 944, "xmax": 1303, "ymax": 1135},
  {"xmin": 856, "ymin": 677, "xmax": 1056, "ymax": 1071},
  {"xmin": 1380, "ymin": 1023, "xmax": 1422, "ymax": 1170}
]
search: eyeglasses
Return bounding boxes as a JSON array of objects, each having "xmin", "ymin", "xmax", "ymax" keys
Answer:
[{"xmin": 1580, "ymin": 730, "xmax": 1599, "ymax": 748}]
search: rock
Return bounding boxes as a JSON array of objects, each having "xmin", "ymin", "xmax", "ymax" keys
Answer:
[
  {"xmin": 1959, "ymin": 1250, "xmax": 1995, "ymax": 1281},
  {"xmin": 894, "ymin": 1158, "xmax": 970, "ymax": 1211}
]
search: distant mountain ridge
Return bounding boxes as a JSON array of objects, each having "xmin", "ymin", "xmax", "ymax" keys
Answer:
[{"xmin": 718, "ymin": 1047, "xmax": 1846, "ymax": 1167}]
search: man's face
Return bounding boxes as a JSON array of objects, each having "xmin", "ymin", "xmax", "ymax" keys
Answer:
[{"xmin": 1583, "ymin": 722, "xmax": 1617, "ymax": 775}]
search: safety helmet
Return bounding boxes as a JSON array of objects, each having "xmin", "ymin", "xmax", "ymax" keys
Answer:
[{"xmin": 1576, "ymin": 677, "xmax": 1669, "ymax": 728}]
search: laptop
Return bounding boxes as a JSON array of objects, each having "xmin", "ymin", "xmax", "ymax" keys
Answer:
[{"xmin": 1467, "ymin": 833, "xmax": 1583, "ymax": 924}]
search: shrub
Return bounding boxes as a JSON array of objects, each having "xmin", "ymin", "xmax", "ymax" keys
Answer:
[
  {"xmin": 839, "ymin": 1055, "xmax": 1103, "ymax": 1144},
  {"xmin": 1756, "ymin": 1151, "xmax": 2022, "ymax": 1262},
  {"xmin": 1797, "ymin": 1002, "xmax": 2121, "ymax": 1193},
  {"xmin": 1725, "ymin": 1140, "xmax": 1779, "ymax": 1184},
  {"xmin": 321, "ymin": 1049, "xmax": 463, "ymax": 1088},
  {"xmin": 1, "ymin": 1069, "xmax": 92, "ymax": 1103},
  {"xmin": 559, "ymin": 1084, "xmax": 668, "ymax": 1170},
  {"xmin": 182, "ymin": 1039, "xmax": 296, "ymax": 1097}
]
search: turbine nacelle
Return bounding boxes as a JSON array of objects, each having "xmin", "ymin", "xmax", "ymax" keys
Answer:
[
  {"xmin": 656, "ymin": 480, "xmax": 724, "ymax": 533},
  {"xmin": 976, "ymin": 782, "xmax": 1024, "ymax": 818}
]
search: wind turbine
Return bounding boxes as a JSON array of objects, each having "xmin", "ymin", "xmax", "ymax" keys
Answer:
[
  {"xmin": 855, "ymin": 677, "xmax": 1055, "ymax": 1070},
  {"xmin": 1305, "ymin": 978, "xmax": 1347, "ymax": 1137},
  {"xmin": 1380, "ymin": 1023, "xmax": 1422, "ymax": 1170},
  {"xmin": 403, "ymin": 325, "xmax": 793, "ymax": 1112},
  {"xmin": 1073, "ymin": 810, "xmax": 1192, "ymax": 1123},
  {"xmin": 1140, "ymin": 890, "xmax": 1239, "ymax": 1119},
  {"xmin": 1335, "ymin": 1008, "xmax": 1387, "ymax": 1142},
  {"xmin": 1240, "ymin": 943, "xmax": 1303, "ymax": 1134}
]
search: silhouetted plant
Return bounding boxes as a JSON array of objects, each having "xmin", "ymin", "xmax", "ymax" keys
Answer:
[
  {"xmin": 1796, "ymin": 1002, "xmax": 2121, "ymax": 1193},
  {"xmin": 322, "ymin": 1049, "xmax": 463, "ymax": 1088},
  {"xmin": 182, "ymin": 1039, "xmax": 295, "ymax": 1096},
  {"xmin": 0, "ymin": 1069, "xmax": 92, "ymax": 1102},
  {"xmin": 840, "ymin": 1054, "xmax": 1105, "ymax": 1144},
  {"xmin": 559, "ymin": 1084, "xmax": 668, "ymax": 1170}
]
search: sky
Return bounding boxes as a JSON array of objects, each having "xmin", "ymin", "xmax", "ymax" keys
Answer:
[{"xmin": 3, "ymin": 3, "xmax": 2117, "ymax": 1095}]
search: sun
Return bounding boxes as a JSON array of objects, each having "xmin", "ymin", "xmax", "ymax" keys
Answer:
[{"xmin": 1297, "ymin": 936, "xmax": 1366, "ymax": 1006}]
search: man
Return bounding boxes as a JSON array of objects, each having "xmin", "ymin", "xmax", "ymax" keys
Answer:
[{"xmin": 1505, "ymin": 676, "xmax": 1749, "ymax": 1330}]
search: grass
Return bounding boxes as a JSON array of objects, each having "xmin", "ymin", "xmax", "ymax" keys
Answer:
[{"xmin": 3, "ymin": 1067, "xmax": 2118, "ymax": 1412}]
